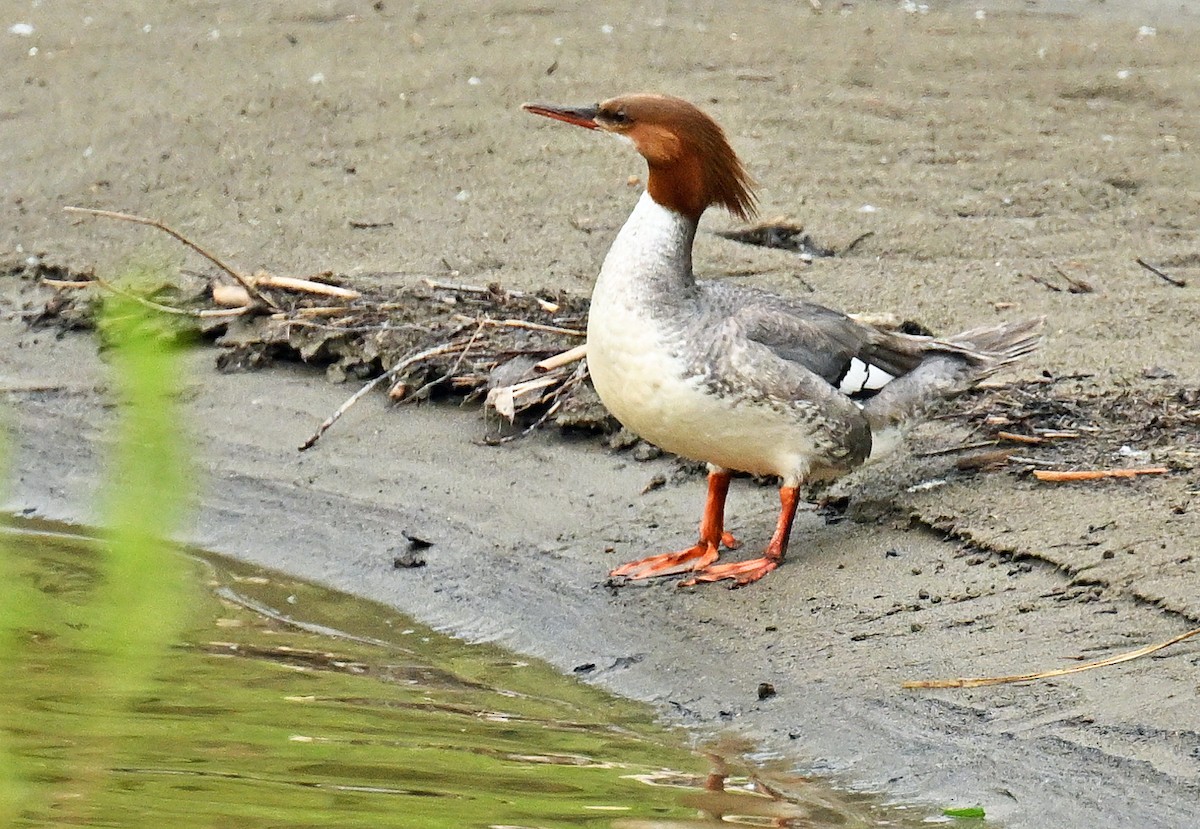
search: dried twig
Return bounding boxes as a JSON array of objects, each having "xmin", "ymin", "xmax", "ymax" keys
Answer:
[
  {"xmin": 457, "ymin": 316, "xmax": 586, "ymax": 338},
  {"xmin": 840, "ymin": 230, "xmax": 875, "ymax": 256},
  {"xmin": 423, "ymin": 278, "xmax": 491, "ymax": 294},
  {"xmin": 1026, "ymin": 273, "xmax": 1062, "ymax": 292},
  {"xmin": 996, "ymin": 431, "xmax": 1044, "ymax": 445},
  {"xmin": 63, "ymin": 206, "xmax": 274, "ymax": 308},
  {"xmin": 535, "ymin": 344, "xmax": 588, "ymax": 373},
  {"xmin": 254, "ymin": 273, "xmax": 360, "ymax": 300},
  {"xmin": 292, "ymin": 306, "xmax": 350, "ymax": 318},
  {"xmin": 1135, "ymin": 257, "xmax": 1186, "ymax": 287},
  {"xmin": 1051, "ymin": 262, "xmax": 1094, "ymax": 293},
  {"xmin": 299, "ymin": 340, "xmax": 467, "ymax": 451},
  {"xmin": 904, "ymin": 626, "xmax": 1200, "ymax": 689},
  {"xmin": 1033, "ymin": 467, "xmax": 1168, "ymax": 482},
  {"xmin": 955, "ymin": 449, "xmax": 1014, "ymax": 471},
  {"xmin": 41, "ymin": 278, "xmax": 96, "ymax": 289}
]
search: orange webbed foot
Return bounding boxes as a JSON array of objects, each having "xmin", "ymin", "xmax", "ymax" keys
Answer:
[
  {"xmin": 609, "ymin": 542, "xmax": 721, "ymax": 580},
  {"xmin": 680, "ymin": 556, "xmax": 779, "ymax": 588}
]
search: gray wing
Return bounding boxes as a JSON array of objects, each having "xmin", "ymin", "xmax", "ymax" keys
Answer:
[{"xmin": 700, "ymin": 281, "xmax": 925, "ymax": 387}]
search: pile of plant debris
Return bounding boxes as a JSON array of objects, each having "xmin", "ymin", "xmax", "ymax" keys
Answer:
[
  {"xmin": 937, "ymin": 379, "xmax": 1200, "ymax": 479},
  {"xmin": 18, "ymin": 209, "xmax": 615, "ymax": 449}
]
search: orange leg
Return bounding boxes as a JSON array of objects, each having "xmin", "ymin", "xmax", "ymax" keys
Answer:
[
  {"xmin": 681, "ymin": 485, "xmax": 801, "ymax": 587},
  {"xmin": 609, "ymin": 470, "xmax": 739, "ymax": 580}
]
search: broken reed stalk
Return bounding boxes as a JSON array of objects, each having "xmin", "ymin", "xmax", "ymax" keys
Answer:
[
  {"xmin": 460, "ymin": 316, "xmax": 586, "ymax": 338},
  {"xmin": 904, "ymin": 626, "xmax": 1200, "ymax": 689},
  {"xmin": 299, "ymin": 340, "xmax": 466, "ymax": 451},
  {"xmin": 534, "ymin": 344, "xmax": 587, "ymax": 373},
  {"xmin": 995, "ymin": 431, "xmax": 1043, "ymax": 445},
  {"xmin": 1033, "ymin": 467, "xmax": 1169, "ymax": 482},
  {"xmin": 254, "ymin": 273, "xmax": 360, "ymax": 300},
  {"xmin": 63, "ymin": 206, "xmax": 274, "ymax": 308},
  {"xmin": 41, "ymin": 278, "xmax": 97, "ymax": 289}
]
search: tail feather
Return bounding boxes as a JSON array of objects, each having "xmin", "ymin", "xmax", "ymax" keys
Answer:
[
  {"xmin": 942, "ymin": 316, "xmax": 1045, "ymax": 368},
  {"xmin": 862, "ymin": 316, "xmax": 1044, "ymax": 434}
]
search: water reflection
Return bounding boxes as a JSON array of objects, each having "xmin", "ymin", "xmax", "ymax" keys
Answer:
[{"xmin": 1, "ymin": 519, "xmax": 929, "ymax": 828}]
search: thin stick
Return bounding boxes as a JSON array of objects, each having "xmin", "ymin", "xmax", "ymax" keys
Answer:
[
  {"xmin": 1033, "ymin": 467, "xmax": 1169, "ymax": 482},
  {"xmin": 996, "ymin": 431, "xmax": 1043, "ymax": 445},
  {"xmin": 423, "ymin": 278, "xmax": 490, "ymax": 294},
  {"xmin": 481, "ymin": 318, "xmax": 586, "ymax": 337},
  {"xmin": 904, "ymin": 626, "xmax": 1200, "ymax": 689},
  {"xmin": 1027, "ymin": 274, "xmax": 1062, "ymax": 292},
  {"xmin": 298, "ymin": 341, "xmax": 465, "ymax": 451},
  {"xmin": 254, "ymin": 273, "xmax": 360, "ymax": 300},
  {"xmin": 534, "ymin": 343, "xmax": 588, "ymax": 373},
  {"xmin": 954, "ymin": 449, "xmax": 1014, "ymax": 471},
  {"xmin": 840, "ymin": 230, "xmax": 874, "ymax": 256},
  {"xmin": 1051, "ymin": 262, "xmax": 1094, "ymax": 293},
  {"xmin": 1135, "ymin": 257, "xmax": 1186, "ymax": 287},
  {"xmin": 63, "ymin": 206, "xmax": 273, "ymax": 307},
  {"xmin": 41, "ymin": 279, "xmax": 96, "ymax": 289}
]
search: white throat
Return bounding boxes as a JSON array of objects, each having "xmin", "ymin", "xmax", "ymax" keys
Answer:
[{"xmin": 593, "ymin": 191, "xmax": 697, "ymax": 303}]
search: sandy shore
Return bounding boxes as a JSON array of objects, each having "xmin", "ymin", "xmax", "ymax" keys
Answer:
[{"xmin": 3, "ymin": 1, "xmax": 1199, "ymax": 826}]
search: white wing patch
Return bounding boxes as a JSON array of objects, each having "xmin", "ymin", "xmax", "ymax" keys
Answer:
[{"xmin": 839, "ymin": 358, "xmax": 895, "ymax": 397}]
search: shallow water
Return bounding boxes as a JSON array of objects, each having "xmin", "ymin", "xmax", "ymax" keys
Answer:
[{"xmin": 0, "ymin": 519, "xmax": 935, "ymax": 828}]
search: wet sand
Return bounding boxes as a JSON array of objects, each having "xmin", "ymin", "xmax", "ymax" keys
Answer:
[{"xmin": 3, "ymin": 1, "xmax": 1199, "ymax": 826}]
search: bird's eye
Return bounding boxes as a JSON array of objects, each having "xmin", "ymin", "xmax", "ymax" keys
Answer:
[{"xmin": 603, "ymin": 108, "xmax": 630, "ymax": 126}]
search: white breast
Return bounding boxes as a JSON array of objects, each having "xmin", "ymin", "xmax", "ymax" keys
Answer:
[{"xmin": 586, "ymin": 193, "xmax": 823, "ymax": 483}]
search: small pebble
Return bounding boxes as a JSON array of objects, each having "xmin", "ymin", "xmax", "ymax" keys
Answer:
[
  {"xmin": 632, "ymin": 443, "xmax": 662, "ymax": 462},
  {"xmin": 640, "ymin": 473, "xmax": 666, "ymax": 494}
]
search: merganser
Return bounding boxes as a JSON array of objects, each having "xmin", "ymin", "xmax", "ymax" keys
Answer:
[{"xmin": 523, "ymin": 93, "xmax": 1042, "ymax": 587}]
